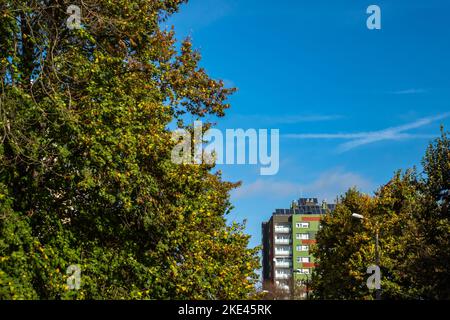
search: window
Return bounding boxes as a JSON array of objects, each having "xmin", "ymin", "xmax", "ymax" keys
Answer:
[
  {"xmin": 297, "ymin": 257, "xmax": 310, "ymax": 263},
  {"xmin": 296, "ymin": 222, "xmax": 309, "ymax": 229},
  {"xmin": 296, "ymin": 233, "xmax": 309, "ymax": 240},
  {"xmin": 296, "ymin": 245, "xmax": 309, "ymax": 252},
  {"xmin": 296, "ymin": 269, "xmax": 310, "ymax": 275}
]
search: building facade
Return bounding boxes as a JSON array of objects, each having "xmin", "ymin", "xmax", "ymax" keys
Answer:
[{"xmin": 261, "ymin": 198, "xmax": 336, "ymax": 296}]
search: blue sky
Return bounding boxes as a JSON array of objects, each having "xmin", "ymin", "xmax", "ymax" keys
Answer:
[{"xmin": 168, "ymin": 0, "xmax": 450, "ymax": 248}]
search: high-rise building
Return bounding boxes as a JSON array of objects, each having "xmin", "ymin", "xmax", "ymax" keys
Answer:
[{"xmin": 261, "ymin": 198, "xmax": 336, "ymax": 297}]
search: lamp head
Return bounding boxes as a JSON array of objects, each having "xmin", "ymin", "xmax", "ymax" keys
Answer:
[{"xmin": 351, "ymin": 213, "xmax": 365, "ymax": 220}]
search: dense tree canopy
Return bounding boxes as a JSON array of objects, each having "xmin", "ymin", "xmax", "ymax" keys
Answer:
[
  {"xmin": 0, "ymin": 0, "xmax": 259, "ymax": 299},
  {"xmin": 311, "ymin": 129, "xmax": 450, "ymax": 300}
]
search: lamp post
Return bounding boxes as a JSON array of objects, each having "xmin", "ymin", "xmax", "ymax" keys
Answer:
[{"xmin": 351, "ymin": 213, "xmax": 381, "ymax": 300}]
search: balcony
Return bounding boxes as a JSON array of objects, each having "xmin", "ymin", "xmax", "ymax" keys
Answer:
[
  {"xmin": 277, "ymin": 284, "xmax": 291, "ymax": 291},
  {"xmin": 274, "ymin": 238, "xmax": 291, "ymax": 245},
  {"xmin": 274, "ymin": 226, "xmax": 290, "ymax": 233},
  {"xmin": 275, "ymin": 280, "xmax": 291, "ymax": 291},
  {"xmin": 274, "ymin": 250, "xmax": 292, "ymax": 256},
  {"xmin": 275, "ymin": 273, "xmax": 292, "ymax": 280},
  {"xmin": 274, "ymin": 261, "xmax": 292, "ymax": 268}
]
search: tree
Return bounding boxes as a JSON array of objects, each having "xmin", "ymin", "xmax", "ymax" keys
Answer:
[
  {"xmin": 311, "ymin": 174, "xmax": 422, "ymax": 300},
  {"xmin": 311, "ymin": 188, "xmax": 375, "ymax": 299},
  {"xmin": 311, "ymin": 128, "xmax": 450, "ymax": 300},
  {"xmin": 370, "ymin": 170, "xmax": 422, "ymax": 299},
  {"xmin": 410, "ymin": 127, "xmax": 450, "ymax": 299},
  {"xmin": 0, "ymin": 0, "xmax": 259, "ymax": 299}
]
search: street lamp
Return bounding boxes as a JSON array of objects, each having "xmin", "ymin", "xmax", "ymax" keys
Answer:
[
  {"xmin": 351, "ymin": 213, "xmax": 381, "ymax": 300},
  {"xmin": 351, "ymin": 213, "xmax": 365, "ymax": 220}
]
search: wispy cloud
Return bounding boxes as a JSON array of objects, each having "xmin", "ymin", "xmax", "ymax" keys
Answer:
[
  {"xmin": 284, "ymin": 113, "xmax": 450, "ymax": 152},
  {"xmin": 232, "ymin": 179, "xmax": 301, "ymax": 199},
  {"xmin": 232, "ymin": 169, "xmax": 374, "ymax": 201},
  {"xmin": 232, "ymin": 114, "xmax": 344, "ymax": 125},
  {"xmin": 391, "ymin": 88, "xmax": 428, "ymax": 95}
]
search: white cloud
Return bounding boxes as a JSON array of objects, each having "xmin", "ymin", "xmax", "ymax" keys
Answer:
[
  {"xmin": 391, "ymin": 88, "xmax": 427, "ymax": 95},
  {"xmin": 232, "ymin": 169, "xmax": 374, "ymax": 201},
  {"xmin": 232, "ymin": 114, "xmax": 344, "ymax": 125},
  {"xmin": 303, "ymin": 169, "xmax": 374, "ymax": 200},
  {"xmin": 232, "ymin": 179, "xmax": 300, "ymax": 199},
  {"xmin": 284, "ymin": 113, "xmax": 449, "ymax": 152}
]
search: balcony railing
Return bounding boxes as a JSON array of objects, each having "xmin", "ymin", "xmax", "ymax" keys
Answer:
[
  {"xmin": 274, "ymin": 227, "xmax": 290, "ymax": 233},
  {"xmin": 274, "ymin": 261, "xmax": 292, "ymax": 268},
  {"xmin": 276, "ymin": 284, "xmax": 291, "ymax": 291},
  {"xmin": 275, "ymin": 250, "xmax": 293, "ymax": 256},
  {"xmin": 275, "ymin": 274, "xmax": 292, "ymax": 280},
  {"xmin": 274, "ymin": 238, "xmax": 291, "ymax": 245}
]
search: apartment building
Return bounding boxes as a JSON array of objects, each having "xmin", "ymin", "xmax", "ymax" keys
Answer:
[{"xmin": 261, "ymin": 198, "xmax": 336, "ymax": 295}]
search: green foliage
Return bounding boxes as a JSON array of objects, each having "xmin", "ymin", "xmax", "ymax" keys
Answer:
[
  {"xmin": 0, "ymin": 0, "xmax": 258, "ymax": 299},
  {"xmin": 311, "ymin": 188, "xmax": 375, "ymax": 299},
  {"xmin": 411, "ymin": 127, "xmax": 450, "ymax": 299},
  {"xmin": 312, "ymin": 129, "xmax": 450, "ymax": 299}
]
